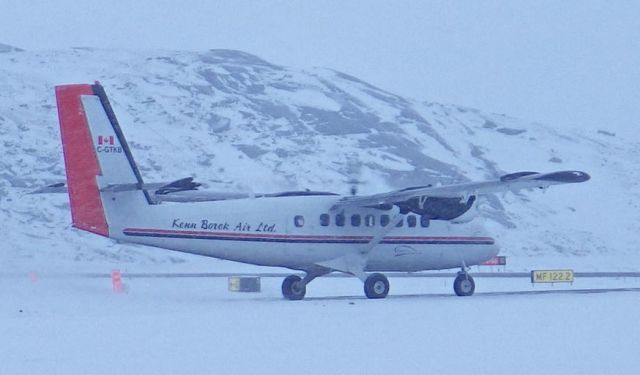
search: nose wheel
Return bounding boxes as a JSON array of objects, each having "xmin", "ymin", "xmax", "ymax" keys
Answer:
[{"xmin": 453, "ymin": 272, "xmax": 475, "ymax": 296}]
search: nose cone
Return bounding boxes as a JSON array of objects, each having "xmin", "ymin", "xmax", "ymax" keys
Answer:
[
  {"xmin": 488, "ymin": 243, "xmax": 500, "ymax": 258},
  {"xmin": 475, "ymin": 243, "xmax": 500, "ymax": 266},
  {"xmin": 536, "ymin": 170, "xmax": 591, "ymax": 183}
]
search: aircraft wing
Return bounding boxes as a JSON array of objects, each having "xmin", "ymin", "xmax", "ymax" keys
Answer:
[{"xmin": 331, "ymin": 170, "xmax": 590, "ymax": 211}]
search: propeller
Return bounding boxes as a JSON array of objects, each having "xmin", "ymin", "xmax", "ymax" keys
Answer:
[{"xmin": 344, "ymin": 154, "xmax": 364, "ymax": 196}]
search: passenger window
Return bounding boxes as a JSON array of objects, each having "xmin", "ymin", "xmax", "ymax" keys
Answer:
[
  {"xmin": 396, "ymin": 218, "xmax": 404, "ymax": 227},
  {"xmin": 294, "ymin": 215, "xmax": 304, "ymax": 227},
  {"xmin": 380, "ymin": 215, "xmax": 390, "ymax": 227},
  {"xmin": 365, "ymin": 215, "xmax": 375, "ymax": 227},
  {"xmin": 320, "ymin": 214, "xmax": 330, "ymax": 227},
  {"xmin": 336, "ymin": 214, "xmax": 345, "ymax": 227},
  {"xmin": 351, "ymin": 214, "xmax": 361, "ymax": 227},
  {"xmin": 407, "ymin": 215, "xmax": 417, "ymax": 228},
  {"xmin": 420, "ymin": 215, "xmax": 430, "ymax": 228}
]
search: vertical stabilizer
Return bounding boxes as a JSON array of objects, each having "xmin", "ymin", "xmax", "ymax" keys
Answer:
[{"xmin": 55, "ymin": 83, "xmax": 150, "ymax": 237}]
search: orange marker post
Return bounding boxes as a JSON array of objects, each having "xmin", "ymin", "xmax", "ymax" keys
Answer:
[
  {"xmin": 111, "ymin": 269, "xmax": 124, "ymax": 293},
  {"xmin": 28, "ymin": 271, "xmax": 39, "ymax": 283}
]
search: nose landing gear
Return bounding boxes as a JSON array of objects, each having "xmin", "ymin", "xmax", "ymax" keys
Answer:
[{"xmin": 453, "ymin": 271, "xmax": 475, "ymax": 296}]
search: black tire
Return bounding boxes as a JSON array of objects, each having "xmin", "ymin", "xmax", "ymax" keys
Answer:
[
  {"xmin": 453, "ymin": 274, "xmax": 475, "ymax": 296},
  {"xmin": 364, "ymin": 273, "xmax": 390, "ymax": 299},
  {"xmin": 282, "ymin": 275, "xmax": 306, "ymax": 300}
]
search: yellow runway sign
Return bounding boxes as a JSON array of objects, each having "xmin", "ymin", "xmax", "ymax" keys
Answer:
[{"xmin": 531, "ymin": 270, "xmax": 574, "ymax": 284}]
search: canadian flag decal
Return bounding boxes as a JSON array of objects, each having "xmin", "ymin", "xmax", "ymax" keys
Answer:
[{"xmin": 98, "ymin": 135, "xmax": 115, "ymax": 145}]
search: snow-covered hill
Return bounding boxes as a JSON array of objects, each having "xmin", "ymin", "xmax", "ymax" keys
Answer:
[{"xmin": 1, "ymin": 45, "xmax": 638, "ymax": 270}]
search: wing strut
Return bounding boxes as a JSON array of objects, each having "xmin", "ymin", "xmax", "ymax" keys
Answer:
[
  {"xmin": 317, "ymin": 213, "xmax": 405, "ymax": 281},
  {"xmin": 359, "ymin": 213, "xmax": 404, "ymax": 255}
]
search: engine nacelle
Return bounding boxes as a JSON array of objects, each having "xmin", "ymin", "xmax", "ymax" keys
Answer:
[{"xmin": 397, "ymin": 195, "xmax": 476, "ymax": 220}]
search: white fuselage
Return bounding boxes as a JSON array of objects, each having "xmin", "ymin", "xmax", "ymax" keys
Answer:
[{"xmin": 108, "ymin": 195, "xmax": 499, "ymax": 272}]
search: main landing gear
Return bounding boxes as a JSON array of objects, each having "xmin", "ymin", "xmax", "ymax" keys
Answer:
[
  {"xmin": 282, "ymin": 275, "xmax": 306, "ymax": 300},
  {"xmin": 282, "ymin": 267, "xmax": 331, "ymax": 301},
  {"xmin": 364, "ymin": 273, "xmax": 390, "ymax": 299},
  {"xmin": 281, "ymin": 270, "xmax": 391, "ymax": 300}
]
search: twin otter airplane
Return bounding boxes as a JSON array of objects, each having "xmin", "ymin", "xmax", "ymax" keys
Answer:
[{"xmin": 50, "ymin": 82, "xmax": 590, "ymax": 300}]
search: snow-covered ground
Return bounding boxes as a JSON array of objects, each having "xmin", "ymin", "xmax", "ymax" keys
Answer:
[{"xmin": 3, "ymin": 273, "xmax": 639, "ymax": 375}]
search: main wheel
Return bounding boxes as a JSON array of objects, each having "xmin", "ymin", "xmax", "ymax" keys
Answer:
[
  {"xmin": 453, "ymin": 274, "xmax": 475, "ymax": 296},
  {"xmin": 282, "ymin": 275, "xmax": 306, "ymax": 300},
  {"xmin": 364, "ymin": 273, "xmax": 390, "ymax": 299}
]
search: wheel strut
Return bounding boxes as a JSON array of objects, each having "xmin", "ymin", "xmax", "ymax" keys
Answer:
[{"xmin": 281, "ymin": 267, "xmax": 331, "ymax": 301}]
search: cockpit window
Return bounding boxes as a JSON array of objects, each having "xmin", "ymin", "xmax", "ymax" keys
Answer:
[
  {"xmin": 420, "ymin": 215, "xmax": 430, "ymax": 228},
  {"xmin": 407, "ymin": 215, "xmax": 417, "ymax": 227}
]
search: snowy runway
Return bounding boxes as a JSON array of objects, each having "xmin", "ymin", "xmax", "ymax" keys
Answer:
[{"xmin": 2, "ymin": 275, "xmax": 639, "ymax": 375}]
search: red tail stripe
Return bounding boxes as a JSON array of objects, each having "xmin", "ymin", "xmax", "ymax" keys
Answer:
[{"xmin": 56, "ymin": 84, "xmax": 109, "ymax": 237}]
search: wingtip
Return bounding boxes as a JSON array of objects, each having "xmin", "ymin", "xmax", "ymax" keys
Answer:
[{"xmin": 535, "ymin": 170, "xmax": 591, "ymax": 183}]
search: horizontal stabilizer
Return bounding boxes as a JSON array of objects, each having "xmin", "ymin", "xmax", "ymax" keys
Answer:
[
  {"xmin": 30, "ymin": 177, "xmax": 201, "ymax": 195},
  {"xmin": 29, "ymin": 179, "xmax": 251, "ymax": 203},
  {"xmin": 29, "ymin": 182, "xmax": 68, "ymax": 194}
]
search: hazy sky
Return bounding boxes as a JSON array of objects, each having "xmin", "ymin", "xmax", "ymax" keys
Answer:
[{"xmin": 1, "ymin": 0, "xmax": 638, "ymax": 136}]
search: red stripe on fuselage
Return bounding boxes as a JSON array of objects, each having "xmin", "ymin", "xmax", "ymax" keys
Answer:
[
  {"xmin": 56, "ymin": 85, "xmax": 109, "ymax": 237},
  {"xmin": 123, "ymin": 228, "xmax": 494, "ymax": 243}
]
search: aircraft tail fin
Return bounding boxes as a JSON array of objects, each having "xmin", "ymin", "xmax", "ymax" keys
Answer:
[{"xmin": 55, "ymin": 83, "xmax": 151, "ymax": 237}]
